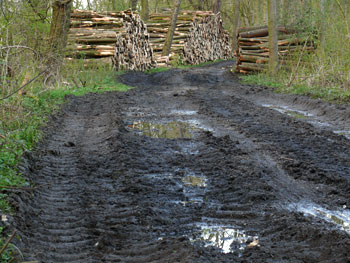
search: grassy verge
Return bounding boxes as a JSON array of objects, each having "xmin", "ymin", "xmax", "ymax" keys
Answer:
[{"xmin": 240, "ymin": 71, "xmax": 350, "ymax": 103}]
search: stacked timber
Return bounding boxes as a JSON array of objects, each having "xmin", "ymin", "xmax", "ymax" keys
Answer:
[
  {"xmin": 68, "ymin": 9, "xmax": 156, "ymax": 70},
  {"xmin": 235, "ymin": 26, "xmax": 314, "ymax": 73},
  {"xmin": 67, "ymin": 10, "xmax": 127, "ymax": 60},
  {"xmin": 183, "ymin": 14, "xmax": 232, "ymax": 64},
  {"xmin": 147, "ymin": 11, "xmax": 232, "ymax": 66},
  {"xmin": 113, "ymin": 13, "xmax": 155, "ymax": 71}
]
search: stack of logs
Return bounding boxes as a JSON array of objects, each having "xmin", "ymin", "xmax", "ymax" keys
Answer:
[
  {"xmin": 147, "ymin": 11, "xmax": 232, "ymax": 66},
  {"xmin": 67, "ymin": 9, "xmax": 233, "ymax": 70},
  {"xmin": 235, "ymin": 26, "xmax": 314, "ymax": 73},
  {"xmin": 113, "ymin": 13, "xmax": 155, "ymax": 71},
  {"xmin": 67, "ymin": 9, "xmax": 154, "ymax": 70},
  {"xmin": 183, "ymin": 13, "xmax": 232, "ymax": 64}
]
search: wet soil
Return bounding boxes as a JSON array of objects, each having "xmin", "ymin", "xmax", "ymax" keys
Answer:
[{"xmin": 8, "ymin": 61, "xmax": 350, "ymax": 262}]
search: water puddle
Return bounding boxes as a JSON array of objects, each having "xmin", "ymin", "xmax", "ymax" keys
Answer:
[
  {"xmin": 333, "ymin": 130, "xmax": 350, "ymax": 140},
  {"xmin": 191, "ymin": 224, "xmax": 259, "ymax": 254},
  {"xmin": 262, "ymin": 104, "xmax": 313, "ymax": 119},
  {"xmin": 262, "ymin": 104, "xmax": 350, "ymax": 139},
  {"xmin": 128, "ymin": 121, "xmax": 197, "ymax": 139},
  {"xmin": 182, "ymin": 175, "xmax": 207, "ymax": 187},
  {"xmin": 186, "ymin": 119, "xmax": 214, "ymax": 132},
  {"xmin": 290, "ymin": 202, "xmax": 350, "ymax": 233},
  {"xmin": 170, "ymin": 110, "xmax": 197, "ymax": 116}
]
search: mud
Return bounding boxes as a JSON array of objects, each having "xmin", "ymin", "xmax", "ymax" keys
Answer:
[{"xmin": 7, "ymin": 61, "xmax": 350, "ymax": 262}]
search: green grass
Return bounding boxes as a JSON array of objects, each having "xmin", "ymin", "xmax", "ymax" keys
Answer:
[{"xmin": 240, "ymin": 73, "xmax": 350, "ymax": 103}]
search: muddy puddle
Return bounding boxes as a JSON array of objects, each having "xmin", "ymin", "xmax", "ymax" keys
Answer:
[
  {"xmin": 190, "ymin": 224, "xmax": 259, "ymax": 254},
  {"xmin": 182, "ymin": 175, "xmax": 207, "ymax": 187},
  {"xmin": 128, "ymin": 121, "xmax": 198, "ymax": 139},
  {"xmin": 262, "ymin": 104, "xmax": 350, "ymax": 139},
  {"xmin": 290, "ymin": 202, "xmax": 350, "ymax": 233}
]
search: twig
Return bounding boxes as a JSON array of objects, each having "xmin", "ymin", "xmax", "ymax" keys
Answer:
[
  {"xmin": 287, "ymin": 36, "xmax": 310, "ymax": 87},
  {"xmin": 0, "ymin": 70, "xmax": 47, "ymax": 101},
  {"xmin": 0, "ymin": 45, "xmax": 38, "ymax": 55},
  {"xmin": 0, "ymin": 230, "xmax": 16, "ymax": 256}
]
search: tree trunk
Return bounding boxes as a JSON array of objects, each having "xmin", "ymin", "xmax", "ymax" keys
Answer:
[
  {"xmin": 131, "ymin": 0, "xmax": 138, "ymax": 10},
  {"xmin": 231, "ymin": 0, "xmax": 240, "ymax": 51},
  {"xmin": 111, "ymin": 0, "xmax": 117, "ymax": 10},
  {"xmin": 141, "ymin": 0, "xmax": 149, "ymax": 21},
  {"xmin": 161, "ymin": 0, "xmax": 181, "ymax": 56},
  {"xmin": 212, "ymin": 0, "xmax": 221, "ymax": 14},
  {"xmin": 268, "ymin": 0, "xmax": 278, "ymax": 75},
  {"xmin": 49, "ymin": 0, "xmax": 72, "ymax": 60}
]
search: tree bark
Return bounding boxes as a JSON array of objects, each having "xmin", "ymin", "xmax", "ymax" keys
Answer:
[
  {"xmin": 161, "ymin": 0, "xmax": 181, "ymax": 56},
  {"xmin": 212, "ymin": 0, "xmax": 221, "ymax": 14},
  {"xmin": 131, "ymin": 0, "xmax": 138, "ymax": 10},
  {"xmin": 268, "ymin": 0, "xmax": 278, "ymax": 75},
  {"xmin": 231, "ymin": 0, "xmax": 240, "ymax": 51},
  {"xmin": 141, "ymin": 0, "xmax": 149, "ymax": 21},
  {"xmin": 111, "ymin": 0, "xmax": 117, "ymax": 10},
  {"xmin": 49, "ymin": 0, "xmax": 72, "ymax": 59}
]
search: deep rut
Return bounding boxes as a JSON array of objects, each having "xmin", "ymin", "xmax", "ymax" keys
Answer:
[{"xmin": 9, "ymin": 61, "xmax": 350, "ymax": 262}]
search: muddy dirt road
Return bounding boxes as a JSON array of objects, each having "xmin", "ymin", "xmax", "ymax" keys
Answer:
[{"xmin": 11, "ymin": 61, "xmax": 350, "ymax": 262}]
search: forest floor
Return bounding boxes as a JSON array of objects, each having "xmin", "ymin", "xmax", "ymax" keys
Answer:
[{"xmin": 8, "ymin": 61, "xmax": 350, "ymax": 262}]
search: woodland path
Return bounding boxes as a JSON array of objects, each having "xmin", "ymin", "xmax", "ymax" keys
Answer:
[{"xmin": 13, "ymin": 61, "xmax": 350, "ymax": 262}]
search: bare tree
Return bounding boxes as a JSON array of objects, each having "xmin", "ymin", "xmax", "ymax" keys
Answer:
[
  {"xmin": 48, "ymin": 0, "xmax": 73, "ymax": 71},
  {"xmin": 141, "ymin": 0, "xmax": 149, "ymax": 21},
  {"xmin": 131, "ymin": 0, "xmax": 137, "ymax": 10},
  {"xmin": 162, "ymin": 0, "xmax": 181, "ymax": 56},
  {"xmin": 268, "ymin": 0, "xmax": 278, "ymax": 75},
  {"xmin": 212, "ymin": 0, "xmax": 221, "ymax": 13},
  {"xmin": 231, "ymin": 0, "xmax": 240, "ymax": 51}
]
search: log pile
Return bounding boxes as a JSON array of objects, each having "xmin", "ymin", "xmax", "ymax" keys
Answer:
[
  {"xmin": 183, "ymin": 14, "xmax": 232, "ymax": 64},
  {"xmin": 68, "ymin": 9, "xmax": 233, "ymax": 70},
  {"xmin": 235, "ymin": 26, "xmax": 314, "ymax": 73},
  {"xmin": 68, "ymin": 9, "xmax": 156, "ymax": 70},
  {"xmin": 113, "ymin": 13, "xmax": 155, "ymax": 71},
  {"xmin": 147, "ymin": 11, "xmax": 232, "ymax": 66},
  {"xmin": 68, "ymin": 10, "xmax": 127, "ymax": 60}
]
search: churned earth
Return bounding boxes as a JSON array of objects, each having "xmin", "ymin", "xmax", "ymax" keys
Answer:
[{"xmin": 8, "ymin": 61, "xmax": 350, "ymax": 262}]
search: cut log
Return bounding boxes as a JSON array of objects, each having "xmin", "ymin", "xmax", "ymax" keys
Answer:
[{"xmin": 235, "ymin": 24, "xmax": 314, "ymax": 73}]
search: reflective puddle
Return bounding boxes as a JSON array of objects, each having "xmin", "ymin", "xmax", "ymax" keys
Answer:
[
  {"xmin": 262, "ymin": 104, "xmax": 350, "ymax": 139},
  {"xmin": 291, "ymin": 202, "xmax": 350, "ymax": 233},
  {"xmin": 333, "ymin": 130, "xmax": 350, "ymax": 140},
  {"xmin": 128, "ymin": 121, "xmax": 197, "ymax": 139},
  {"xmin": 182, "ymin": 175, "xmax": 207, "ymax": 187},
  {"xmin": 170, "ymin": 110, "xmax": 197, "ymax": 116},
  {"xmin": 262, "ymin": 104, "xmax": 313, "ymax": 119},
  {"xmin": 191, "ymin": 224, "xmax": 259, "ymax": 254}
]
